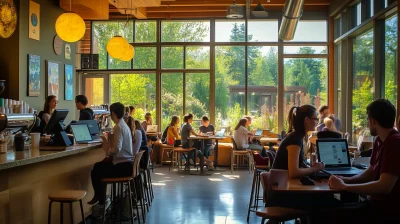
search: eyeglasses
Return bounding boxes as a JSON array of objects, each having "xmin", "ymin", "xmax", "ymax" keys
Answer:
[{"xmin": 309, "ymin": 117, "xmax": 319, "ymax": 121}]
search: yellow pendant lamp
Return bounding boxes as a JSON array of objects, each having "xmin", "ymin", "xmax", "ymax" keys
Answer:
[
  {"xmin": 107, "ymin": 36, "xmax": 129, "ymax": 59},
  {"xmin": 55, "ymin": 0, "xmax": 85, "ymax": 42},
  {"xmin": 119, "ymin": 44, "xmax": 135, "ymax": 61}
]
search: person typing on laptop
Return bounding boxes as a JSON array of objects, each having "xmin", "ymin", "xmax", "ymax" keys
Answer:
[{"xmin": 329, "ymin": 99, "xmax": 400, "ymax": 223}]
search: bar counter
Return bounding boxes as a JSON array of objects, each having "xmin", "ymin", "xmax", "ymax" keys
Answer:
[{"xmin": 0, "ymin": 143, "xmax": 104, "ymax": 224}]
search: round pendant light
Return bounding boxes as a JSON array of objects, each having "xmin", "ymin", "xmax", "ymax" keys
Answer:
[
  {"xmin": 55, "ymin": 12, "xmax": 85, "ymax": 42},
  {"xmin": 119, "ymin": 44, "xmax": 135, "ymax": 61},
  {"xmin": 107, "ymin": 36, "xmax": 129, "ymax": 59}
]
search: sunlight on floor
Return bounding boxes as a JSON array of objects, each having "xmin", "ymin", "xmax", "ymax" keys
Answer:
[{"xmin": 208, "ymin": 178, "xmax": 223, "ymax": 182}]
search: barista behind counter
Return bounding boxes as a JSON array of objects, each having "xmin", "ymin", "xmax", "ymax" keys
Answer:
[{"xmin": 75, "ymin": 95, "xmax": 94, "ymax": 121}]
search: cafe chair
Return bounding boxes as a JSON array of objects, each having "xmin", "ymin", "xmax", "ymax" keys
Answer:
[
  {"xmin": 256, "ymin": 170, "xmax": 310, "ymax": 224},
  {"xmin": 140, "ymin": 154, "xmax": 154, "ymax": 212},
  {"xmin": 231, "ymin": 138, "xmax": 252, "ymax": 173},
  {"xmin": 247, "ymin": 151, "xmax": 270, "ymax": 222},
  {"xmin": 172, "ymin": 147, "xmax": 197, "ymax": 171},
  {"xmin": 48, "ymin": 190, "xmax": 87, "ymax": 224},
  {"xmin": 101, "ymin": 151, "xmax": 145, "ymax": 224}
]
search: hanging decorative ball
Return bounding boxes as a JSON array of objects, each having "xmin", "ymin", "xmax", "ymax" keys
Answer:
[
  {"xmin": 55, "ymin": 12, "xmax": 85, "ymax": 43},
  {"xmin": 106, "ymin": 36, "xmax": 129, "ymax": 59},
  {"xmin": 119, "ymin": 44, "xmax": 135, "ymax": 61},
  {"xmin": 0, "ymin": 0, "xmax": 18, "ymax": 38}
]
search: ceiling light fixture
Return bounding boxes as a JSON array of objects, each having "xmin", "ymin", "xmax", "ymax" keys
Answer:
[
  {"xmin": 227, "ymin": 0, "xmax": 244, "ymax": 19},
  {"xmin": 252, "ymin": 0, "xmax": 269, "ymax": 17},
  {"xmin": 55, "ymin": 0, "xmax": 85, "ymax": 42}
]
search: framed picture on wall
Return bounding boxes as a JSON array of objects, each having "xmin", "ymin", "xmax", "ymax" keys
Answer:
[
  {"xmin": 29, "ymin": 1, "xmax": 40, "ymax": 40},
  {"xmin": 46, "ymin": 61, "xmax": 59, "ymax": 98},
  {"xmin": 27, "ymin": 54, "xmax": 40, "ymax": 96},
  {"xmin": 64, "ymin": 64, "xmax": 73, "ymax": 100}
]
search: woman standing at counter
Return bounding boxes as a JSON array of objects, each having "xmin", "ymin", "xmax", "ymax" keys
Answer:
[{"xmin": 37, "ymin": 95, "xmax": 57, "ymax": 133}]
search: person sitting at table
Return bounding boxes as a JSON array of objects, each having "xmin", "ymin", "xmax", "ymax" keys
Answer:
[
  {"xmin": 317, "ymin": 117, "xmax": 342, "ymax": 139},
  {"xmin": 329, "ymin": 99, "xmax": 400, "ymax": 223},
  {"xmin": 317, "ymin": 105, "xmax": 341, "ymax": 131},
  {"xmin": 181, "ymin": 113, "xmax": 213, "ymax": 170},
  {"xmin": 75, "ymin": 95, "xmax": 94, "ymax": 120},
  {"xmin": 134, "ymin": 119, "xmax": 151, "ymax": 170},
  {"xmin": 198, "ymin": 116, "xmax": 215, "ymax": 169},
  {"xmin": 233, "ymin": 118, "xmax": 263, "ymax": 151},
  {"xmin": 89, "ymin": 102, "xmax": 134, "ymax": 219},
  {"xmin": 167, "ymin": 115, "xmax": 181, "ymax": 146},
  {"xmin": 125, "ymin": 116, "xmax": 142, "ymax": 158},
  {"xmin": 266, "ymin": 105, "xmax": 341, "ymax": 222},
  {"xmin": 141, "ymin": 112, "xmax": 157, "ymax": 141}
]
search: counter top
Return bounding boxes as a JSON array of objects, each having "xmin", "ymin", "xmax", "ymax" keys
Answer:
[{"xmin": 0, "ymin": 143, "xmax": 102, "ymax": 171}]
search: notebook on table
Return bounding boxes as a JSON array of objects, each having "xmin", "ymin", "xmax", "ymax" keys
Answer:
[{"xmin": 316, "ymin": 139, "xmax": 363, "ymax": 177}]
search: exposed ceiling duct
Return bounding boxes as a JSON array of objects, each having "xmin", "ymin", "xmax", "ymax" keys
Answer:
[
  {"xmin": 227, "ymin": 0, "xmax": 244, "ymax": 19},
  {"xmin": 278, "ymin": 0, "xmax": 305, "ymax": 41}
]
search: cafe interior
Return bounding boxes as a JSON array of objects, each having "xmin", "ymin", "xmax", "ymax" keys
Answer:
[{"xmin": 0, "ymin": 0, "xmax": 399, "ymax": 223}]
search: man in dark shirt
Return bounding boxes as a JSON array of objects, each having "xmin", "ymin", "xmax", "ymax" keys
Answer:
[
  {"xmin": 329, "ymin": 99, "xmax": 400, "ymax": 223},
  {"xmin": 75, "ymin": 95, "xmax": 94, "ymax": 120}
]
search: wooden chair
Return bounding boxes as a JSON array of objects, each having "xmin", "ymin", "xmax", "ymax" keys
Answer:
[
  {"xmin": 48, "ymin": 190, "xmax": 86, "ymax": 224},
  {"xmin": 173, "ymin": 147, "xmax": 197, "ymax": 171},
  {"xmin": 256, "ymin": 170, "xmax": 309, "ymax": 224},
  {"xmin": 231, "ymin": 138, "xmax": 252, "ymax": 173},
  {"xmin": 101, "ymin": 151, "xmax": 145, "ymax": 224}
]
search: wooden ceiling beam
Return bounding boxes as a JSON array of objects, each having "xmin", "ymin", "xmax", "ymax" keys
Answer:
[{"xmin": 159, "ymin": 0, "xmax": 331, "ymax": 7}]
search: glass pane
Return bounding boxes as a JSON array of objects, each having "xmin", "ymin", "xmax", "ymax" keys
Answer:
[
  {"xmin": 161, "ymin": 46, "xmax": 184, "ymax": 69},
  {"xmin": 215, "ymin": 20, "xmax": 246, "ymax": 42},
  {"xmin": 85, "ymin": 78, "xmax": 104, "ymax": 106},
  {"xmin": 93, "ymin": 21, "xmax": 133, "ymax": 69},
  {"xmin": 186, "ymin": 46, "xmax": 210, "ymax": 69},
  {"xmin": 287, "ymin": 21, "xmax": 327, "ymax": 42},
  {"xmin": 284, "ymin": 46, "xmax": 327, "ymax": 54},
  {"xmin": 284, "ymin": 58, "xmax": 328, "ymax": 132},
  {"xmin": 215, "ymin": 46, "xmax": 245, "ymax": 133},
  {"xmin": 353, "ymin": 3, "xmax": 362, "ymax": 27},
  {"xmin": 135, "ymin": 21, "xmax": 156, "ymax": 43},
  {"xmin": 108, "ymin": 46, "xmax": 132, "ymax": 69},
  {"xmin": 186, "ymin": 73, "xmax": 210, "ymax": 130},
  {"xmin": 162, "ymin": 73, "xmax": 183, "ymax": 130},
  {"xmin": 133, "ymin": 47, "xmax": 156, "ymax": 69},
  {"xmin": 353, "ymin": 30, "xmax": 374, "ymax": 143},
  {"xmin": 385, "ymin": 15, "xmax": 397, "ymax": 109},
  {"xmin": 247, "ymin": 46, "xmax": 278, "ymax": 132},
  {"xmin": 161, "ymin": 21, "xmax": 210, "ymax": 42},
  {"xmin": 247, "ymin": 20, "xmax": 278, "ymax": 42},
  {"xmin": 110, "ymin": 74, "xmax": 156, "ymax": 121},
  {"xmin": 336, "ymin": 44, "xmax": 342, "ymax": 122}
]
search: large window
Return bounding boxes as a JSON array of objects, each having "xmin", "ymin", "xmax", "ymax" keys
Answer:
[
  {"xmin": 161, "ymin": 21, "xmax": 210, "ymax": 42},
  {"xmin": 247, "ymin": 46, "xmax": 278, "ymax": 132},
  {"xmin": 110, "ymin": 74, "xmax": 156, "ymax": 121},
  {"xmin": 384, "ymin": 15, "xmax": 398, "ymax": 108},
  {"xmin": 284, "ymin": 56, "xmax": 328, "ymax": 131},
  {"xmin": 352, "ymin": 30, "xmax": 374, "ymax": 139},
  {"xmin": 161, "ymin": 73, "xmax": 183, "ymax": 130}
]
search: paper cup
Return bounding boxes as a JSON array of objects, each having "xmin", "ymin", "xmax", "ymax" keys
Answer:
[{"xmin": 30, "ymin": 133, "xmax": 41, "ymax": 149}]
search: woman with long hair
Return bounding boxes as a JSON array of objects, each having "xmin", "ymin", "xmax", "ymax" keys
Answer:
[
  {"xmin": 38, "ymin": 95, "xmax": 57, "ymax": 133},
  {"xmin": 322, "ymin": 117, "xmax": 337, "ymax": 132},
  {"xmin": 233, "ymin": 118, "xmax": 263, "ymax": 150},
  {"xmin": 167, "ymin": 115, "xmax": 181, "ymax": 146},
  {"xmin": 125, "ymin": 116, "xmax": 141, "ymax": 157}
]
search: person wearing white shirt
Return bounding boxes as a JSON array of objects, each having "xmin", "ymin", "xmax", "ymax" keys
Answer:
[
  {"xmin": 233, "ymin": 118, "xmax": 263, "ymax": 150},
  {"xmin": 89, "ymin": 102, "xmax": 134, "ymax": 219}
]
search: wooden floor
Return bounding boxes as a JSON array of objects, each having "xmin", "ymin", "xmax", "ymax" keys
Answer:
[{"xmin": 85, "ymin": 166, "xmax": 269, "ymax": 224}]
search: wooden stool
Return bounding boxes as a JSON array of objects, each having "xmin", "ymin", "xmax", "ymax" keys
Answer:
[
  {"xmin": 173, "ymin": 147, "xmax": 197, "ymax": 171},
  {"xmin": 256, "ymin": 207, "xmax": 309, "ymax": 224},
  {"xmin": 48, "ymin": 190, "xmax": 87, "ymax": 224},
  {"xmin": 247, "ymin": 165, "xmax": 269, "ymax": 222}
]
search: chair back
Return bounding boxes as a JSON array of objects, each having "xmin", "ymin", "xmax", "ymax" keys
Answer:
[
  {"xmin": 231, "ymin": 137, "xmax": 238, "ymax": 150},
  {"xmin": 260, "ymin": 171, "xmax": 270, "ymax": 203},
  {"xmin": 317, "ymin": 131, "xmax": 342, "ymax": 139},
  {"xmin": 269, "ymin": 169, "xmax": 288, "ymax": 190},
  {"xmin": 357, "ymin": 129, "xmax": 366, "ymax": 151},
  {"xmin": 344, "ymin": 132, "xmax": 350, "ymax": 142},
  {"xmin": 264, "ymin": 149, "xmax": 276, "ymax": 166},
  {"xmin": 133, "ymin": 151, "xmax": 145, "ymax": 178}
]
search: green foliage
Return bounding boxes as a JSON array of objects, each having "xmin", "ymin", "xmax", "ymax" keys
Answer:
[{"xmin": 352, "ymin": 78, "xmax": 373, "ymax": 128}]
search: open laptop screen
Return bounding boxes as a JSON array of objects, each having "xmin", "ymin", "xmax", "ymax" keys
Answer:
[
  {"xmin": 317, "ymin": 139, "xmax": 350, "ymax": 167},
  {"xmin": 71, "ymin": 124, "xmax": 93, "ymax": 142}
]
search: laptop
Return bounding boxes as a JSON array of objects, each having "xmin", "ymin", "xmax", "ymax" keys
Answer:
[
  {"xmin": 254, "ymin": 130, "xmax": 263, "ymax": 136},
  {"xmin": 316, "ymin": 139, "xmax": 363, "ymax": 177},
  {"xmin": 76, "ymin": 120, "xmax": 101, "ymax": 140},
  {"xmin": 70, "ymin": 124, "xmax": 102, "ymax": 144},
  {"xmin": 147, "ymin": 125, "xmax": 158, "ymax": 133},
  {"xmin": 215, "ymin": 128, "xmax": 226, "ymax": 137}
]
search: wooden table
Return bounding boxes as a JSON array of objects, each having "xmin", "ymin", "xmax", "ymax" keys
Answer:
[
  {"xmin": 187, "ymin": 135, "xmax": 226, "ymax": 168},
  {"xmin": 272, "ymin": 178, "xmax": 341, "ymax": 193},
  {"xmin": 260, "ymin": 137, "xmax": 280, "ymax": 144}
]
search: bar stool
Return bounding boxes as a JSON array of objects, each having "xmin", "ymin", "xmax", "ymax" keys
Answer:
[
  {"xmin": 247, "ymin": 151, "xmax": 270, "ymax": 222},
  {"xmin": 172, "ymin": 147, "xmax": 197, "ymax": 171},
  {"xmin": 48, "ymin": 190, "xmax": 86, "ymax": 224},
  {"xmin": 101, "ymin": 151, "xmax": 145, "ymax": 224}
]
